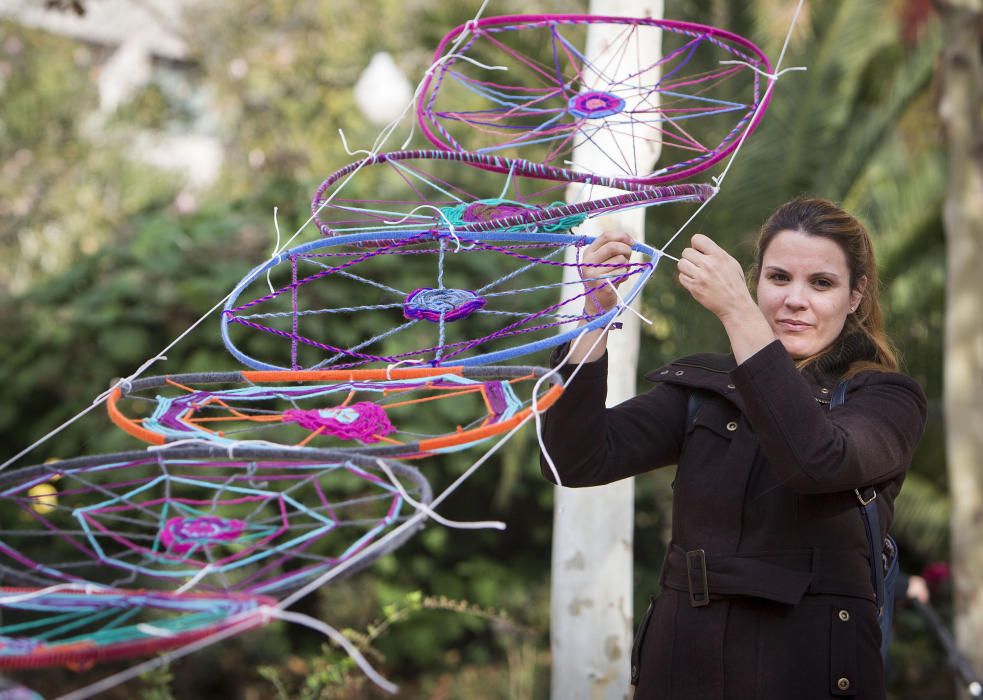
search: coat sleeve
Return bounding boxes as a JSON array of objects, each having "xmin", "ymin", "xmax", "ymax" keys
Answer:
[
  {"xmin": 539, "ymin": 350, "xmax": 689, "ymax": 487},
  {"xmin": 730, "ymin": 340, "xmax": 927, "ymax": 494}
]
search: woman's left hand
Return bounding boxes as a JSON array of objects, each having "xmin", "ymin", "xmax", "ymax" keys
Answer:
[{"xmin": 677, "ymin": 234, "xmax": 756, "ymax": 320}]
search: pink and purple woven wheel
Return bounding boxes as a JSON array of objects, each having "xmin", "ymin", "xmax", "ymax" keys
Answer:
[{"xmin": 417, "ymin": 14, "xmax": 772, "ymax": 186}]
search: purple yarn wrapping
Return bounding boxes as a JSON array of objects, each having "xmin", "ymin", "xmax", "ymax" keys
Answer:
[
  {"xmin": 403, "ymin": 287, "xmax": 487, "ymax": 323},
  {"xmin": 283, "ymin": 402, "xmax": 395, "ymax": 443},
  {"xmin": 160, "ymin": 516, "xmax": 247, "ymax": 555},
  {"xmin": 460, "ymin": 201, "xmax": 536, "ymax": 222},
  {"xmin": 484, "ymin": 382, "xmax": 508, "ymax": 416}
]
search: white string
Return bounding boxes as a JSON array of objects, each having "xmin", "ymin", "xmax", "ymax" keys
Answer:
[
  {"xmin": 385, "ymin": 358, "xmax": 424, "ymax": 379},
  {"xmin": 603, "ymin": 278, "xmax": 653, "ymax": 326},
  {"xmin": 375, "ymin": 458, "xmax": 506, "ymax": 531},
  {"xmin": 175, "ymin": 564, "xmax": 215, "ymax": 594},
  {"xmin": 383, "ymin": 203, "xmax": 450, "ymax": 228},
  {"xmin": 338, "ymin": 128, "xmax": 375, "ymax": 158},
  {"xmin": 1, "ymin": 289, "xmax": 235, "ymax": 473},
  {"xmin": 659, "ymin": 0, "xmax": 806, "ymax": 253},
  {"xmin": 268, "ymin": 608, "xmax": 398, "ymax": 694},
  {"xmin": 0, "ymin": 582, "xmax": 107, "ymax": 605},
  {"xmin": 265, "ymin": 205, "xmax": 282, "ymax": 294},
  {"xmin": 93, "ymin": 355, "xmax": 168, "ymax": 405},
  {"xmin": 147, "ymin": 437, "xmax": 307, "ymax": 454},
  {"xmin": 718, "ymin": 60, "xmax": 807, "ymax": 82},
  {"xmin": 533, "ymin": 307, "xmax": 627, "ymax": 487}
]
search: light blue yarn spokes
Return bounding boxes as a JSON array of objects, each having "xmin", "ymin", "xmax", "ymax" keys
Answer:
[{"xmin": 0, "ymin": 450, "xmax": 432, "ymax": 597}]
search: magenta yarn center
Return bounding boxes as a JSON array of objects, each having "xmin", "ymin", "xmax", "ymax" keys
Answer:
[
  {"xmin": 283, "ymin": 401, "xmax": 395, "ymax": 443},
  {"xmin": 161, "ymin": 516, "xmax": 247, "ymax": 554},
  {"xmin": 568, "ymin": 91, "xmax": 626, "ymax": 119},
  {"xmin": 403, "ymin": 288, "xmax": 486, "ymax": 323}
]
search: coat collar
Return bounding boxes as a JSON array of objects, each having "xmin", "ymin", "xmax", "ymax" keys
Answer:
[
  {"xmin": 645, "ymin": 352, "xmax": 743, "ymax": 408},
  {"xmin": 645, "ymin": 348, "xmax": 841, "ymax": 409}
]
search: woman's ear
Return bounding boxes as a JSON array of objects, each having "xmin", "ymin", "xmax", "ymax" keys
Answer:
[{"xmin": 850, "ymin": 275, "xmax": 868, "ymax": 312}]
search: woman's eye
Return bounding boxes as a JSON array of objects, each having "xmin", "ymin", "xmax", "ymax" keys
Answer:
[
  {"xmin": 767, "ymin": 272, "xmax": 788, "ymax": 282},
  {"xmin": 813, "ymin": 278, "xmax": 832, "ymax": 289}
]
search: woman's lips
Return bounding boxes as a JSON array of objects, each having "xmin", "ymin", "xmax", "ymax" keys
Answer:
[{"xmin": 777, "ymin": 319, "xmax": 811, "ymax": 331}]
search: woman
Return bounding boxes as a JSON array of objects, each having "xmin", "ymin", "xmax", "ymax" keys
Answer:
[{"xmin": 539, "ymin": 198, "xmax": 927, "ymax": 699}]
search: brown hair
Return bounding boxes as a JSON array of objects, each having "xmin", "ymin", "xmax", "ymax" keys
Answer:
[{"xmin": 748, "ymin": 197, "xmax": 898, "ymax": 376}]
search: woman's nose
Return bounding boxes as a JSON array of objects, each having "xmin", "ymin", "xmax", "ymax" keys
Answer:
[{"xmin": 784, "ymin": 287, "xmax": 807, "ymax": 310}]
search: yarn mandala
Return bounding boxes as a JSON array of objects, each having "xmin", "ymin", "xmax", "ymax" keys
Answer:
[
  {"xmin": 106, "ymin": 366, "xmax": 563, "ymax": 456},
  {"xmin": 0, "ymin": 449, "xmax": 431, "ymax": 597},
  {"xmin": 221, "ymin": 229, "xmax": 663, "ymax": 371},
  {"xmin": 417, "ymin": 14, "xmax": 772, "ymax": 186}
]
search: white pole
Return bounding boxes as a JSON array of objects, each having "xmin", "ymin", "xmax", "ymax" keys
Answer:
[{"xmin": 551, "ymin": 2, "xmax": 663, "ymax": 698}]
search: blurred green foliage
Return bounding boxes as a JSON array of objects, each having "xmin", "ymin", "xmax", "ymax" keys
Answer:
[{"xmin": 0, "ymin": 1, "xmax": 953, "ymax": 698}]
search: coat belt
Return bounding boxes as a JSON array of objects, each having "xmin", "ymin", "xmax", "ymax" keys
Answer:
[{"xmin": 662, "ymin": 543, "xmax": 873, "ymax": 606}]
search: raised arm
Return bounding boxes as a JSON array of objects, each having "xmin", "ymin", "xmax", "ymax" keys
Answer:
[{"xmin": 539, "ymin": 351, "xmax": 689, "ymax": 487}]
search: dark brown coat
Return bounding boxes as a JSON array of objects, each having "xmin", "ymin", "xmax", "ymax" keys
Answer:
[{"xmin": 540, "ymin": 340, "xmax": 927, "ymax": 699}]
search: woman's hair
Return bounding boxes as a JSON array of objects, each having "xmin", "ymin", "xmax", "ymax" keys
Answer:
[{"xmin": 748, "ymin": 197, "xmax": 899, "ymax": 375}]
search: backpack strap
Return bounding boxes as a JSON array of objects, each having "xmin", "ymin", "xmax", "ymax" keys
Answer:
[{"xmin": 830, "ymin": 380, "xmax": 887, "ymax": 617}]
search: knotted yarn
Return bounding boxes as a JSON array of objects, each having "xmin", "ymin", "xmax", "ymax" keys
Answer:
[{"xmin": 283, "ymin": 402, "xmax": 395, "ymax": 443}]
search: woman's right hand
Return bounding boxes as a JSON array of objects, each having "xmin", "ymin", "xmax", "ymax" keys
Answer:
[{"xmin": 579, "ymin": 230, "xmax": 635, "ymax": 314}]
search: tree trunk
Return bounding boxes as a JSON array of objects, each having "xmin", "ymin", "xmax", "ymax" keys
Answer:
[
  {"xmin": 551, "ymin": 2, "xmax": 663, "ymax": 698},
  {"xmin": 937, "ymin": 0, "xmax": 983, "ymax": 695}
]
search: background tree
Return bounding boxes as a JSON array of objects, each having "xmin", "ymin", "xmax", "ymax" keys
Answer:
[
  {"xmin": 936, "ymin": 1, "xmax": 983, "ymax": 697},
  {"xmin": 550, "ymin": 3, "xmax": 663, "ymax": 698}
]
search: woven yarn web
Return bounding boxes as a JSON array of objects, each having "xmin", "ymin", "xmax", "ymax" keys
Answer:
[
  {"xmin": 417, "ymin": 14, "xmax": 772, "ymax": 186},
  {"xmin": 222, "ymin": 229, "xmax": 661, "ymax": 370},
  {"xmin": 107, "ymin": 367, "xmax": 564, "ymax": 457},
  {"xmin": 0, "ymin": 449, "xmax": 431, "ymax": 597}
]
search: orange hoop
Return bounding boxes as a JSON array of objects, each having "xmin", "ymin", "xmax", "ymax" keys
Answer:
[{"xmin": 107, "ymin": 366, "xmax": 563, "ymax": 457}]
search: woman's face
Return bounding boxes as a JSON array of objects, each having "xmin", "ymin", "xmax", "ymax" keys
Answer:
[{"xmin": 756, "ymin": 229, "xmax": 865, "ymax": 360}]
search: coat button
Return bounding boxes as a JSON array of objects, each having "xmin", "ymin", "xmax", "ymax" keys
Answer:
[
  {"xmin": 674, "ymin": 370, "xmax": 685, "ymax": 376},
  {"xmin": 837, "ymin": 677, "xmax": 851, "ymax": 691},
  {"xmin": 726, "ymin": 421, "xmax": 738, "ymax": 432},
  {"xmin": 631, "ymin": 664, "xmax": 638, "ymax": 678},
  {"xmin": 660, "ymin": 370, "xmax": 669, "ymax": 375},
  {"xmin": 838, "ymin": 609, "xmax": 850, "ymax": 622},
  {"xmin": 726, "ymin": 383, "xmax": 735, "ymax": 389},
  {"xmin": 820, "ymin": 387, "xmax": 830, "ymax": 394}
]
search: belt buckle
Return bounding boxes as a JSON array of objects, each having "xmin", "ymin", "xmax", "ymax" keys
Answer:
[{"xmin": 686, "ymin": 548, "xmax": 710, "ymax": 607}]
